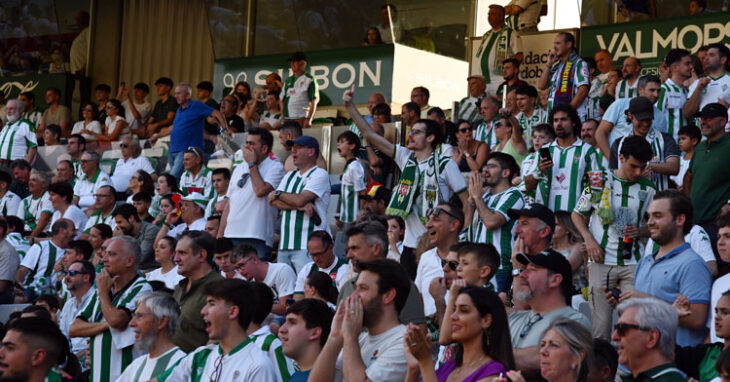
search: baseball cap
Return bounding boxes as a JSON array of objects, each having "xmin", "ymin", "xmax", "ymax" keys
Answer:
[
  {"xmin": 626, "ymin": 96, "xmax": 654, "ymax": 121},
  {"xmin": 467, "ymin": 75, "xmax": 486, "ymax": 82},
  {"xmin": 196, "ymin": 81, "xmax": 213, "ymax": 92},
  {"xmin": 287, "ymin": 51, "xmax": 308, "ymax": 62},
  {"xmin": 507, "ymin": 203, "xmax": 555, "ymax": 232},
  {"xmin": 181, "ymin": 192, "xmax": 208, "ymax": 210},
  {"xmin": 359, "ymin": 185, "xmax": 391, "ymax": 202},
  {"xmin": 154, "ymin": 77, "xmax": 173, "ymax": 87},
  {"xmin": 694, "ymin": 102, "xmax": 728, "ymax": 119},
  {"xmin": 286, "ymin": 136, "xmax": 319, "ymax": 154},
  {"xmin": 516, "ymin": 250, "xmax": 573, "ymax": 301}
]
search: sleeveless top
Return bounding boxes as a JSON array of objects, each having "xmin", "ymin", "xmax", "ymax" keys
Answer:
[{"xmin": 436, "ymin": 359, "xmax": 506, "ymax": 382}]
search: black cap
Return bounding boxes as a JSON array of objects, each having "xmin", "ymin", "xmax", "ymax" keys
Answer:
[
  {"xmin": 287, "ymin": 51, "xmax": 308, "ymax": 62},
  {"xmin": 154, "ymin": 77, "xmax": 173, "ymax": 87},
  {"xmin": 359, "ymin": 185, "xmax": 391, "ymax": 202},
  {"xmin": 286, "ymin": 136, "xmax": 319, "ymax": 154},
  {"xmin": 516, "ymin": 250, "xmax": 573, "ymax": 300},
  {"xmin": 196, "ymin": 81, "xmax": 213, "ymax": 92},
  {"xmin": 507, "ymin": 203, "xmax": 555, "ymax": 232},
  {"xmin": 694, "ymin": 102, "xmax": 728, "ymax": 119},
  {"xmin": 626, "ymin": 96, "xmax": 653, "ymax": 121}
]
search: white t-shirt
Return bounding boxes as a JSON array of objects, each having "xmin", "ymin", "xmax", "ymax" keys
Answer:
[
  {"xmin": 261, "ymin": 262, "xmax": 296, "ymax": 300},
  {"xmin": 339, "ymin": 159, "xmax": 366, "ymax": 224},
  {"xmin": 224, "ymin": 156, "xmax": 284, "ymax": 247},
  {"xmin": 121, "ymin": 99, "xmax": 152, "ymax": 132},
  {"xmin": 0, "ymin": 191, "xmax": 20, "ymax": 217},
  {"xmin": 0, "ymin": 119, "xmax": 37, "ymax": 161},
  {"xmin": 393, "ymin": 146, "xmax": 467, "ymax": 248},
  {"xmin": 167, "ymin": 217, "xmax": 206, "ymax": 238},
  {"xmin": 294, "ymin": 257, "xmax": 349, "ymax": 294},
  {"xmin": 146, "ymin": 266, "xmax": 185, "ymax": 290},
  {"xmin": 115, "ymin": 346, "xmax": 186, "ymax": 382},
  {"xmin": 20, "ymin": 240, "xmax": 65, "ymax": 287},
  {"xmin": 671, "ymin": 156, "xmax": 691, "ymax": 189},
  {"xmin": 111, "ymin": 156, "xmax": 155, "ymax": 192},
  {"xmin": 51, "ymin": 205, "xmax": 89, "ymax": 237},
  {"xmin": 415, "ymin": 247, "xmax": 445, "ymax": 317},
  {"xmin": 709, "ymin": 273, "xmax": 730, "ymax": 343},
  {"xmin": 334, "ymin": 324, "xmax": 407, "ymax": 382},
  {"xmin": 73, "ymin": 169, "xmax": 113, "ymax": 210},
  {"xmin": 105, "ymin": 115, "xmax": 129, "ymax": 136},
  {"xmin": 72, "ymin": 120, "xmax": 102, "ymax": 141},
  {"xmin": 688, "ymin": 74, "xmax": 730, "ymax": 130}
]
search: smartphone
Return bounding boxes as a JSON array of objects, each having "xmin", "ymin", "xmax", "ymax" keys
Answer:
[
  {"xmin": 610, "ymin": 288, "xmax": 621, "ymax": 301},
  {"xmin": 539, "ymin": 147, "xmax": 551, "ymax": 161}
]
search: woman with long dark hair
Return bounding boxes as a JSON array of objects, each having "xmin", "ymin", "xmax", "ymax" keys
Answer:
[{"xmin": 125, "ymin": 170, "xmax": 155, "ymax": 203}]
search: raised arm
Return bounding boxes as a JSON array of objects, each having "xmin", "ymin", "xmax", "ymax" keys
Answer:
[{"xmin": 343, "ymin": 87, "xmax": 395, "ymax": 158}]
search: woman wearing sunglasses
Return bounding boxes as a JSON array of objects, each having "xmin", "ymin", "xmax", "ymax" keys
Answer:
[
  {"xmin": 84, "ymin": 99, "xmax": 128, "ymax": 143},
  {"xmin": 405, "ymin": 285, "xmax": 514, "ymax": 382},
  {"xmin": 72, "ymin": 102, "xmax": 102, "ymax": 142},
  {"xmin": 491, "ymin": 112, "xmax": 528, "ymax": 166},
  {"xmin": 452, "ymin": 119, "xmax": 488, "ymax": 174}
]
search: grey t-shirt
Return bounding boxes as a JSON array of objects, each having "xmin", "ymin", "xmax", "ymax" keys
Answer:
[
  {"xmin": 339, "ymin": 276, "xmax": 426, "ymax": 325},
  {"xmin": 509, "ymin": 306, "xmax": 591, "ymax": 348},
  {"xmin": 0, "ymin": 240, "xmax": 19, "ymax": 282}
]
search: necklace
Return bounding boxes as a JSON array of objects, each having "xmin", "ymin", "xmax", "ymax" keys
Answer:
[{"xmin": 451, "ymin": 355, "xmax": 486, "ymax": 381}]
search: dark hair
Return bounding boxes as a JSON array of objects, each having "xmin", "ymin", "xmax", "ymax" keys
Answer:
[
  {"xmin": 92, "ymin": 223, "xmax": 113, "ymax": 239},
  {"xmin": 204, "ymin": 279, "xmax": 255, "ymax": 330},
  {"xmin": 619, "ymin": 135, "xmax": 653, "ymax": 163},
  {"xmin": 48, "ymin": 182, "xmax": 74, "ymax": 203},
  {"xmin": 486, "ymin": 152, "xmax": 520, "ymax": 181},
  {"xmin": 95, "ymin": 84, "xmax": 111, "ymax": 93},
  {"xmin": 133, "ymin": 82, "xmax": 150, "ymax": 93},
  {"xmin": 5, "ymin": 215, "xmax": 23, "ymax": 234},
  {"xmin": 134, "ymin": 170, "xmax": 155, "ymax": 195},
  {"xmin": 718, "ymin": 347, "xmax": 730, "ymax": 376},
  {"xmin": 357, "ymin": 259, "xmax": 410, "ymax": 313},
  {"xmin": 106, "ymin": 98, "xmax": 125, "ymax": 116},
  {"xmin": 19, "ymin": 305, "xmax": 52, "ymax": 321},
  {"xmin": 212, "ymin": 168, "xmax": 231, "ymax": 180},
  {"xmin": 34, "ymin": 294, "xmax": 61, "ymax": 311},
  {"xmin": 207, "ymin": 215, "xmax": 221, "ymax": 224},
  {"xmin": 385, "ymin": 215, "xmax": 405, "ymax": 238},
  {"xmin": 653, "ymin": 189, "xmax": 693, "ymax": 235},
  {"xmin": 637, "ymin": 75, "xmax": 661, "ymax": 89},
  {"xmin": 665, "ymin": 49, "xmax": 691, "ymax": 67},
  {"xmin": 690, "ymin": 56, "xmax": 704, "ymax": 78},
  {"xmin": 181, "ymin": 231, "xmax": 216, "ymax": 266},
  {"xmin": 583, "ymin": 56, "xmax": 597, "ymax": 72},
  {"xmin": 250, "ymin": 282, "xmax": 274, "ymax": 325},
  {"xmin": 46, "ymin": 87, "xmax": 61, "ymax": 97},
  {"xmin": 372, "ymin": 103, "xmax": 391, "ymax": 117},
  {"xmin": 51, "ymin": 219, "xmax": 72, "ymax": 236},
  {"xmin": 158, "ymin": 173, "xmax": 180, "ymax": 194},
  {"xmin": 214, "ymin": 237, "xmax": 233, "ymax": 255},
  {"xmin": 71, "ymin": 260, "xmax": 96, "ymax": 283},
  {"xmin": 68, "ymin": 240, "xmax": 94, "ymax": 261},
  {"xmin": 6, "ymin": 317, "xmax": 70, "ymax": 368},
  {"xmin": 515, "ymin": 85, "xmax": 538, "ymax": 99},
  {"xmin": 69, "ymin": 133, "xmax": 87, "ymax": 147},
  {"xmin": 306, "ymin": 271, "xmax": 338, "ymax": 304},
  {"xmin": 20, "ymin": 91, "xmax": 34, "ymax": 102},
  {"xmin": 280, "ymin": 121, "xmax": 303, "ymax": 138},
  {"xmin": 0, "ymin": 217, "xmax": 6, "ymax": 236},
  {"xmin": 708, "ymin": 43, "xmax": 730, "ymax": 67},
  {"xmin": 113, "ymin": 203, "xmax": 140, "ymax": 222},
  {"xmin": 678, "ymin": 123, "xmax": 701, "ymax": 142},
  {"xmin": 533, "ymin": 123, "xmax": 556, "ymax": 140},
  {"xmin": 503, "ymin": 58, "xmax": 520, "ymax": 68},
  {"xmin": 549, "ymin": 104, "xmax": 581, "ymax": 137},
  {"xmin": 592, "ymin": 338, "xmax": 618, "ymax": 380},
  {"xmin": 462, "ymin": 243, "xmax": 501, "ymax": 281},
  {"xmin": 0, "ymin": 171, "xmax": 11, "ymax": 187},
  {"xmin": 132, "ymin": 191, "xmax": 152, "ymax": 203},
  {"xmin": 427, "ymin": 107, "xmax": 446, "ymax": 120},
  {"xmin": 346, "ymin": 220, "xmax": 389, "ymax": 258},
  {"xmin": 336, "ymin": 130, "xmax": 362, "ymax": 153},
  {"xmin": 558, "ymin": 32, "xmax": 576, "ymax": 50},
  {"xmin": 415, "ymin": 118, "xmax": 443, "ymax": 149},
  {"xmin": 402, "ymin": 102, "xmax": 420, "ymax": 115},
  {"xmin": 248, "ymin": 127, "xmax": 275, "ymax": 153},
  {"xmin": 231, "ymin": 243, "xmax": 259, "ymax": 262},
  {"xmin": 11, "ymin": 159, "xmax": 31, "ymax": 170},
  {"xmin": 436, "ymin": 201, "xmax": 465, "ymax": 230},
  {"xmin": 45, "ymin": 124, "xmax": 61, "ymax": 140},
  {"xmin": 308, "ymin": 230, "xmax": 333, "ymax": 249},
  {"xmin": 364, "ymin": 27, "xmax": 384, "ymax": 45},
  {"xmin": 454, "ymin": 287, "xmax": 515, "ymax": 370},
  {"xmin": 286, "ymin": 299, "xmax": 334, "ymax": 348},
  {"xmin": 413, "ymin": 86, "xmax": 429, "ymax": 99},
  {"xmin": 717, "ymin": 213, "xmax": 730, "ymax": 230}
]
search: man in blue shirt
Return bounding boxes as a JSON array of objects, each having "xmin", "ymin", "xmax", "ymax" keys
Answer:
[
  {"xmin": 150, "ymin": 82, "xmax": 227, "ymax": 178},
  {"xmin": 606, "ymin": 189, "xmax": 711, "ymax": 346}
]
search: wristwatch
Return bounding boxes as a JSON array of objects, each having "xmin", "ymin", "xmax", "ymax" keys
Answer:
[
  {"xmin": 464, "ymin": 152, "xmax": 471, "ymax": 158},
  {"xmin": 274, "ymin": 190, "xmax": 282, "ymax": 199},
  {"xmin": 248, "ymin": 160, "xmax": 257, "ymax": 168}
]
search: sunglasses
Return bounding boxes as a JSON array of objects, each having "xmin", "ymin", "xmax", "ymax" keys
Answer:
[
  {"xmin": 427, "ymin": 207, "xmax": 461, "ymax": 221},
  {"xmin": 237, "ymin": 173, "xmax": 250, "ymax": 188},
  {"xmin": 67, "ymin": 270, "xmax": 86, "ymax": 276},
  {"xmin": 186, "ymin": 147, "xmax": 202, "ymax": 158},
  {"xmin": 458, "ymin": 127, "xmax": 472, "ymax": 133},
  {"xmin": 120, "ymin": 143, "xmax": 129, "ymax": 148},
  {"xmin": 440, "ymin": 258, "xmax": 459, "ymax": 271},
  {"xmin": 613, "ymin": 322, "xmax": 653, "ymax": 337}
]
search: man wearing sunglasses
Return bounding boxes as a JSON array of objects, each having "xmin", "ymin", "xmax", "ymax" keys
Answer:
[
  {"xmin": 293, "ymin": 230, "xmax": 348, "ymax": 301},
  {"xmin": 57, "ymin": 260, "xmax": 95, "ymax": 361}
]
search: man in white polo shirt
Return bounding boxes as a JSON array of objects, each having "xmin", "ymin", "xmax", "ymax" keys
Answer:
[
  {"xmin": 73, "ymin": 151, "xmax": 112, "ymax": 210},
  {"xmin": 110, "ymin": 135, "xmax": 155, "ymax": 192},
  {"xmin": 0, "ymin": 99, "xmax": 37, "ymax": 164},
  {"xmin": 155, "ymin": 192, "xmax": 207, "ymax": 242},
  {"xmin": 219, "ymin": 128, "xmax": 284, "ymax": 262}
]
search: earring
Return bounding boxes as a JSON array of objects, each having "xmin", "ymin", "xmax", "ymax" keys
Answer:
[{"xmin": 571, "ymin": 364, "xmax": 578, "ymax": 370}]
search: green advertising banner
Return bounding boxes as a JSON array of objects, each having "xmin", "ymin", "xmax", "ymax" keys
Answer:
[
  {"xmin": 0, "ymin": 74, "xmax": 74, "ymax": 109},
  {"xmin": 213, "ymin": 45, "xmax": 395, "ymax": 106},
  {"xmin": 580, "ymin": 11, "xmax": 730, "ymax": 74}
]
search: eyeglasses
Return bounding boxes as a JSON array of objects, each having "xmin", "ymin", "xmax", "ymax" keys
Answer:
[
  {"xmin": 409, "ymin": 129, "xmax": 426, "ymax": 136},
  {"xmin": 105, "ymin": 105, "xmax": 115, "ymax": 109},
  {"xmin": 235, "ymin": 257, "xmax": 254, "ymax": 270},
  {"xmin": 458, "ymin": 127, "xmax": 472, "ymax": 133},
  {"xmin": 440, "ymin": 258, "xmax": 459, "ymax": 271},
  {"xmin": 519, "ymin": 313, "xmax": 543, "ymax": 338},
  {"xmin": 613, "ymin": 322, "xmax": 653, "ymax": 337},
  {"xmin": 67, "ymin": 269, "xmax": 86, "ymax": 276},
  {"xmin": 309, "ymin": 244, "xmax": 331, "ymax": 258},
  {"xmin": 427, "ymin": 207, "xmax": 461, "ymax": 221}
]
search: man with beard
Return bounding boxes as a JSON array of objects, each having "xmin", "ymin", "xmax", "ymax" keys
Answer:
[
  {"xmin": 113, "ymin": 204, "xmax": 160, "ymax": 270},
  {"xmin": 310, "ymin": 259, "xmax": 410, "ymax": 382},
  {"xmin": 456, "ymin": 75, "xmax": 487, "ymax": 124},
  {"xmin": 538, "ymin": 33, "xmax": 590, "ymax": 121},
  {"xmin": 685, "ymin": 43, "xmax": 730, "ymax": 131},
  {"xmin": 117, "ymin": 292, "xmax": 185, "ymax": 381},
  {"xmin": 497, "ymin": 58, "xmax": 527, "ymax": 100},
  {"xmin": 357, "ymin": 185, "xmax": 390, "ymax": 219},
  {"xmin": 581, "ymin": 119, "xmax": 599, "ymax": 148},
  {"xmin": 508, "ymin": 243, "xmax": 590, "ymax": 376},
  {"xmin": 0, "ymin": 99, "xmax": 37, "ymax": 166},
  {"xmin": 658, "ymin": 49, "xmax": 692, "ymax": 141},
  {"xmin": 0, "ymin": 317, "xmax": 70, "ymax": 382},
  {"xmin": 606, "ymin": 190, "xmax": 711, "ymax": 346},
  {"xmin": 615, "ymin": 57, "xmax": 642, "ymax": 99},
  {"xmin": 57, "ymin": 260, "xmax": 95, "ymax": 360}
]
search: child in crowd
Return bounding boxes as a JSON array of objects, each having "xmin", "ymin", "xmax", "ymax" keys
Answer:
[
  {"xmin": 386, "ymin": 215, "xmax": 405, "ymax": 260},
  {"xmin": 514, "ymin": 123, "xmax": 556, "ymax": 201},
  {"xmin": 336, "ymin": 131, "xmax": 366, "ymax": 227},
  {"xmin": 672, "ymin": 123, "xmax": 701, "ymax": 190},
  {"xmin": 455, "ymin": 242, "xmax": 501, "ymax": 291}
]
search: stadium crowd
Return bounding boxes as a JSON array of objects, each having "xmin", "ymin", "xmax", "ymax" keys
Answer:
[{"xmin": 0, "ymin": 8, "xmax": 730, "ymax": 382}]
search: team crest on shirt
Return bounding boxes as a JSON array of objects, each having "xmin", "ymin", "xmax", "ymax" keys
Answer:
[
  {"xmin": 233, "ymin": 370, "xmax": 240, "ymax": 380},
  {"xmin": 371, "ymin": 349, "xmax": 379, "ymax": 360}
]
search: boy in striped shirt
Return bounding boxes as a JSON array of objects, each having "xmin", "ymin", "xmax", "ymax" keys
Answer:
[
  {"xmin": 514, "ymin": 85, "xmax": 548, "ymax": 149},
  {"xmin": 657, "ymin": 49, "xmax": 692, "ymax": 141},
  {"xmin": 336, "ymin": 131, "xmax": 366, "ymax": 226},
  {"xmin": 248, "ymin": 282, "xmax": 295, "ymax": 382},
  {"xmin": 572, "ymin": 136, "xmax": 656, "ymax": 340}
]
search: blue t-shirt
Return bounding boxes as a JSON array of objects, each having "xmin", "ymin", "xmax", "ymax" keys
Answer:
[
  {"xmin": 170, "ymin": 100, "xmax": 214, "ymax": 153},
  {"xmin": 290, "ymin": 370, "xmax": 310, "ymax": 382},
  {"xmin": 635, "ymin": 243, "xmax": 711, "ymax": 346},
  {"xmin": 602, "ymin": 98, "xmax": 669, "ymax": 146}
]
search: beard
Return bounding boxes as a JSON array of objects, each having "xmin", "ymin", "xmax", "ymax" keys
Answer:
[
  {"xmin": 5, "ymin": 113, "xmax": 20, "ymax": 124},
  {"xmin": 134, "ymin": 330, "xmax": 156, "ymax": 353},
  {"xmin": 514, "ymin": 278, "xmax": 548, "ymax": 303},
  {"xmin": 361, "ymin": 295, "xmax": 384, "ymax": 328},
  {"xmin": 651, "ymin": 224, "xmax": 678, "ymax": 245}
]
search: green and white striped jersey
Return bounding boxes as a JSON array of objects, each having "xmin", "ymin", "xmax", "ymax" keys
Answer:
[
  {"xmin": 516, "ymin": 108, "xmax": 548, "ymax": 150},
  {"xmin": 158, "ymin": 338, "xmax": 277, "ymax": 382},
  {"xmin": 457, "ymin": 93, "xmax": 487, "ymax": 124},
  {"xmin": 609, "ymin": 128, "xmax": 679, "ymax": 191},
  {"xmin": 16, "ymin": 192, "xmax": 52, "ymax": 232},
  {"xmin": 180, "ymin": 166, "xmax": 214, "ymax": 199},
  {"xmin": 535, "ymin": 138, "xmax": 604, "ymax": 212},
  {"xmin": 250, "ymin": 326, "xmax": 295, "ymax": 382},
  {"xmin": 615, "ymin": 78, "xmax": 638, "ymax": 99},
  {"xmin": 688, "ymin": 73, "xmax": 730, "ymax": 130},
  {"xmin": 260, "ymin": 110, "xmax": 282, "ymax": 129},
  {"xmin": 585, "ymin": 77, "xmax": 605, "ymax": 121},
  {"xmin": 78, "ymin": 276, "xmax": 152, "ymax": 382},
  {"xmin": 83, "ymin": 208, "xmax": 117, "ymax": 234},
  {"xmin": 339, "ymin": 159, "xmax": 366, "ymax": 223},
  {"xmin": 5, "ymin": 232, "xmax": 29, "ymax": 259},
  {"xmin": 114, "ymin": 346, "xmax": 186, "ymax": 382},
  {"xmin": 473, "ymin": 120, "xmax": 500, "ymax": 149},
  {"xmin": 656, "ymin": 78, "xmax": 688, "ymax": 141},
  {"xmin": 467, "ymin": 187, "xmax": 525, "ymax": 272},
  {"xmin": 277, "ymin": 166, "xmax": 331, "ymax": 251},
  {"xmin": 574, "ymin": 171, "xmax": 656, "ymax": 265},
  {"xmin": 0, "ymin": 119, "xmax": 37, "ymax": 160},
  {"xmin": 547, "ymin": 56, "xmax": 590, "ymax": 120},
  {"xmin": 280, "ymin": 73, "xmax": 319, "ymax": 119},
  {"xmin": 0, "ymin": 190, "xmax": 20, "ymax": 217},
  {"xmin": 19, "ymin": 240, "xmax": 64, "ymax": 292},
  {"xmin": 473, "ymin": 27, "xmax": 521, "ymax": 85}
]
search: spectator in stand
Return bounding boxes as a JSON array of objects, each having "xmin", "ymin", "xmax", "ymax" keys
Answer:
[
  {"xmin": 304, "ymin": 271, "xmax": 339, "ymax": 309},
  {"xmin": 156, "ymin": 192, "xmax": 207, "ymax": 242},
  {"xmin": 88, "ymin": 223, "xmax": 112, "ymax": 270},
  {"xmin": 493, "ymin": 110, "xmax": 529, "ymax": 164},
  {"xmin": 658, "ymin": 49, "xmax": 692, "ymax": 141},
  {"xmin": 71, "ymin": 102, "xmax": 102, "ymax": 142},
  {"xmin": 473, "ymin": 96, "xmax": 501, "ymax": 148},
  {"xmin": 73, "ymin": 150, "xmax": 112, "ymax": 211},
  {"xmin": 452, "ymin": 119, "xmax": 488, "ymax": 173},
  {"xmin": 49, "ymin": 181, "xmax": 87, "ymax": 235},
  {"xmin": 505, "ymin": 0, "xmax": 543, "ymax": 32},
  {"xmin": 671, "ymin": 124, "xmax": 700, "ymax": 190},
  {"xmin": 94, "ymin": 84, "xmax": 112, "ymax": 123},
  {"xmin": 112, "ymin": 203, "xmax": 160, "ymax": 269},
  {"xmin": 119, "ymin": 82, "xmax": 153, "ymax": 136},
  {"xmin": 277, "ymin": 122, "xmax": 323, "ymax": 172},
  {"xmin": 42, "ymin": 124, "xmax": 62, "ymax": 146},
  {"xmin": 152, "ymin": 194, "xmax": 179, "ymax": 231},
  {"xmin": 111, "ymin": 135, "xmax": 155, "ymax": 194},
  {"xmin": 81, "ymin": 185, "xmax": 117, "ymax": 237},
  {"xmin": 707, "ymin": 215, "xmax": 730, "ymax": 344},
  {"xmin": 0, "ymin": 217, "xmax": 18, "ymax": 304},
  {"xmin": 179, "ymin": 146, "xmax": 213, "ymax": 198},
  {"xmin": 0, "ymin": 170, "xmax": 20, "ymax": 216},
  {"xmin": 684, "ymin": 103, "xmax": 730, "ymax": 249},
  {"xmin": 457, "ymin": 75, "xmax": 488, "ymax": 124},
  {"xmin": 144, "ymin": 77, "xmax": 177, "ymax": 139},
  {"xmin": 19, "ymin": 91, "xmax": 42, "ymax": 129},
  {"xmin": 217, "ymin": 95, "xmax": 246, "ymax": 133},
  {"xmin": 170, "ymin": 231, "xmax": 223, "ymax": 353},
  {"xmin": 0, "ymin": 317, "xmax": 71, "ymax": 382},
  {"xmin": 409, "ymin": 286, "xmax": 514, "ymax": 381},
  {"xmin": 9, "ymin": 159, "xmax": 30, "ymax": 199},
  {"xmin": 515, "ymin": 85, "xmax": 549, "ymax": 150},
  {"xmin": 336, "ymin": 131, "xmax": 366, "ymax": 226},
  {"xmin": 151, "ymin": 173, "xmax": 179, "ymax": 220},
  {"xmin": 475, "ymin": 5, "xmax": 523, "ymax": 94},
  {"xmin": 611, "ymin": 299, "xmax": 685, "ymax": 382},
  {"xmin": 279, "ymin": 299, "xmax": 334, "ymax": 381},
  {"xmin": 0, "ymin": 99, "xmax": 37, "ymax": 164},
  {"xmin": 411, "ymin": 86, "xmax": 432, "ymax": 118},
  {"xmin": 497, "ymin": 58, "xmax": 528, "ymax": 100},
  {"xmin": 270, "ymin": 135, "xmax": 330, "ymax": 273},
  {"xmin": 587, "ymin": 338, "xmax": 618, "ymax": 382},
  {"xmin": 615, "ymin": 57, "xmax": 642, "ymax": 99},
  {"xmin": 358, "ymin": 185, "xmax": 390, "ymax": 221},
  {"xmin": 280, "ymin": 52, "xmax": 319, "ymax": 129},
  {"xmin": 538, "ymin": 33, "xmax": 590, "ymax": 120},
  {"xmin": 65, "ymin": 134, "xmax": 86, "ymax": 181},
  {"xmin": 204, "ymin": 215, "xmax": 220, "ymax": 238},
  {"xmin": 53, "ymin": 158, "xmax": 76, "ymax": 185},
  {"xmin": 146, "ymin": 236, "xmax": 184, "ymax": 290},
  {"xmin": 220, "ymin": 128, "xmax": 283, "ymax": 261},
  {"xmin": 310, "ymin": 259, "xmax": 410, "ymax": 382},
  {"xmin": 204, "ymin": 168, "xmax": 230, "ymax": 218},
  {"xmin": 294, "ymin": 231, "xmax": 348, "ymax": 300},
  {"xmin": 258, "ymin": 92, "xmax": 283, "ymax": 130},
  {"xmin": 362, "ymin": 27, "xmax": 384, "ymax": 46},
  {"xmin": 150, "ymin": 82, "xmax": 227, "ymax": 178},
  {"xmin": 125, "ymin": 170, "xmax": 154, "ymax": 203},
  {"xmin": 581, "ymin": 119, "xmax": 599, "ymax": 150},
  {"xmin": 58, "ymin": 260, "xmax": 95, "ymax": 360},
  {"xmin": 212, "ymin": 237, "xmax": 239, "ymax": 279},
  {"xmin": 17, "ymin": 170, "xmax": 52, "ymax": 236},
  {"xmin": 685, "ymin": 43, "xmax": 730, "ymax": 129},
  {"xmin": 84, "ymin": 98, "xmax": 127, "ymax": 143},
  {"xmin": 401, "ymin": 102, "xmax": 421, "ymax": 134},
  {"xmin": 231, "ymin": 244, "xmax": 295, "ymax": 316},
  {"xmin": 39, "ymin": 87, "xmax": 71, "ymax": 138},
  {"xmin": 196, "ymin": 81, "xmax": 218, "ymax": 110}
]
